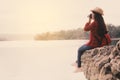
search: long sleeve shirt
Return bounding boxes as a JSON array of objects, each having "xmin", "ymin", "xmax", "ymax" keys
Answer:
[{"xmin": 84, "ymin": 21, "xmax": 110, "ymax": 48}]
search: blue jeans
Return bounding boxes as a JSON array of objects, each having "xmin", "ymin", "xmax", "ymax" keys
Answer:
[{"xmin": 77, "ymin": 45, "xmax": 93, "ymax": 67}]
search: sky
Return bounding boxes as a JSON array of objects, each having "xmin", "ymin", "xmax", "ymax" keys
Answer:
[{"xmin": 0, "ymin": 0, "xmax": 120, "ymax": 34}]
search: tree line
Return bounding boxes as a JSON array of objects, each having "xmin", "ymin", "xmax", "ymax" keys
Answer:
[{"xmin": 34, "ymin": 24, "xmax": 120, "ymax": 40}]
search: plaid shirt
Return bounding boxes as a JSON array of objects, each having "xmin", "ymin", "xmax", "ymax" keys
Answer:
[{"xmin": 84, "ymin": 21, "xmax": 108, "ymax": 48}]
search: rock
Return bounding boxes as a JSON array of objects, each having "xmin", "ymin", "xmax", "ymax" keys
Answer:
[
  {"xmin": 116, "ymin": 40, "xmax": 120, "ymax": 51},
  {"xmin": 81, "ymin": 40, "xmax": 120, "ymax": 80}
]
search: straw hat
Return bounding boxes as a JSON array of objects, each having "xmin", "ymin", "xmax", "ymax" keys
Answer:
[{"xmin": 91, "ymin": 7, "xmax": 104, "ymax": 15}]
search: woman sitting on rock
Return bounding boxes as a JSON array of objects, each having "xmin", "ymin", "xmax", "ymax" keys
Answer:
[{"xmin": 73, "ymin": 7, "xmax": 111, "ymax": 73}]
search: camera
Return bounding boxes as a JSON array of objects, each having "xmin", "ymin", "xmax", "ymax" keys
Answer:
[{"xmin": 88, "ymin": 14, "xmax": 92, "ymax": 18}]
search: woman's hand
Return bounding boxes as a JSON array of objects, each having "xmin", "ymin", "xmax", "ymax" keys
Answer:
[
  {"xmin": 87, "ymin": 13, "xmax": 92, "ymax": 23},
  {"xmin": 88, "ymin": 17, "xmax": 92, "ymax": 23}
]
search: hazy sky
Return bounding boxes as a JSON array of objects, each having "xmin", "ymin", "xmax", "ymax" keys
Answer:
[{"xmin": 0, "ymin": 0, "xmax": 120, "ymax": 34}]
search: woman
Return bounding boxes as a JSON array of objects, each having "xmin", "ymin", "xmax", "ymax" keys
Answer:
[{"xmin": 73, "ymin": 7, "xmax": 111, "ymax": 72}]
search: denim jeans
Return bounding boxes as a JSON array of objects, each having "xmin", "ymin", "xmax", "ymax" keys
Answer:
[{"xmin": 77, "ymin": 44, "xmax": 93, "ymax": 67}]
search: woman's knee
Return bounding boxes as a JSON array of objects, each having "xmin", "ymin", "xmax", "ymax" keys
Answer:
[
  {"xmin": 78, "ymin": 47, "xmax": 84, "ymax": 54},
  {"xmin": 78, "ymin": 48, "xmax": 81, "ymax": 53},
  {"xmin": 78, "ymin": 45, "xmax": 86, "ymax": 53}
]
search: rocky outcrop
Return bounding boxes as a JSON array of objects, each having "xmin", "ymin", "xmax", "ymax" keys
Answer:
[{"xmin": 81, "ymin": 40, "xmax": 120, "ymax": 80}]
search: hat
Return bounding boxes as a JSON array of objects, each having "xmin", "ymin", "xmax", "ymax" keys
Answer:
[{"xmin": 91, "ymin": 7, "xmax": 104, "ymax": 15}]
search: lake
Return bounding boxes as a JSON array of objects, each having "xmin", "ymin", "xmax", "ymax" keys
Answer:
[{"xmin": 0, "ymin": 40, "xmax": 88, "ymax": 80}]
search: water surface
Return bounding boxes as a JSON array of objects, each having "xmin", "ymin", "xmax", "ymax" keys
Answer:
[{"xmin": 0, "ymin": 40, "xmax": 87, "ymax": 80}]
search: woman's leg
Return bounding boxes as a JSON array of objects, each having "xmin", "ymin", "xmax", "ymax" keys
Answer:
[{"xmin": 77, "ymin": 45, "xmax": 93, "ymax": 67}]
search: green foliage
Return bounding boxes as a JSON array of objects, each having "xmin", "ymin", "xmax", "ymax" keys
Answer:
[
  {"xmin": 34, "ymin": 28, "xmax": 88, "ymax": 40},
  {"xmin": 107, "ymin": 24, "xmax": 120, "ymax": 38},
  {"xmin": 34, "ymin": 24, "xmax": 120, "ymax": 40}
]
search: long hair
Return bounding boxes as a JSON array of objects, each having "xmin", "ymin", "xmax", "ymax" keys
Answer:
[{"xmin": 93, "ymin": 12, "xmax": 107, "ymax": 37}]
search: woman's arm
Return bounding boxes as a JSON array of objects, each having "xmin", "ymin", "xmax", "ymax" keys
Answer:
[{"xmin": 84, "ymin": 20, "xmax": 96, "ymax": 31}]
